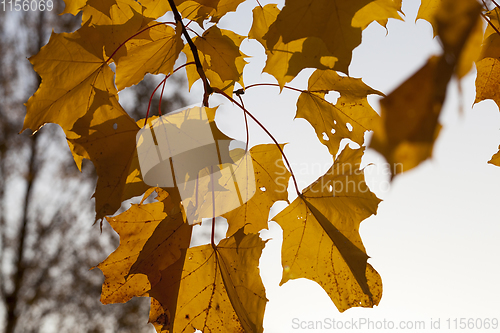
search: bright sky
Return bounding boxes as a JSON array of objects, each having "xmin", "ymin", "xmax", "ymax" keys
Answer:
[{"xmin": 189, "ymin": 0, "xmax": 500, "ymax": 332}]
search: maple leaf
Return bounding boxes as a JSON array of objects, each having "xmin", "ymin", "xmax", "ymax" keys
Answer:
[
  {"xmin": 263, "ymin": 0, "xmax": 372, "ymax": 74},
  {"xmin": 223, "ymin": 144, "xmax": 290, "ymax": 237},
  {"xmin": 249, "ymin": 4, "xmax": 338, "ymax": 88},
  {"xmin": 489, "ymin": 146, "xmax": 500, "ymax": 166},
  {"xmin": 22, "ymin": 24, "xmax": 109, "ymax": 136},
  {"xmin": 68, "ymin": 91, "xmax": 143, "ymax": 220},
  {"xmin": 184, "ymin": 26, "xmax": 247, "ymax": 94},
  {"xmin": 149, "ymin": 229, "xmax": 267, "ymax": 333},
  {"xmin": 475, "ymin": 8, "xmax": 500, "ymax": 108},
  {"xmin": 352, "ymin": 0, "xmax": 404, "ymax": 30},
  {"xmin": 98, "ymin": 188, "xmax": 191, "ymax": 304},
  {"xmin": 371, "ymin": 0, "xmax": 481, "ymax": 177},
  {"xmin": 273, "ymin": 147, "xmax": 382, "ymax": 312},
  {"xmin": 297, "ymin": 70, "xmax": 382, "ymax": 158},
  {"xmin": 416, "ymin": 0, "xmax": 441, "ymax": 35},
  {"xmin": 114, "ymin": 22, "xmax": 184, "ymax": 90}
]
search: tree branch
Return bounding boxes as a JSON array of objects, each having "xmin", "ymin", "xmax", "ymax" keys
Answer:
[{"xmin": 168, "ymin": 0, "xmax": 212, "ymax": 106}]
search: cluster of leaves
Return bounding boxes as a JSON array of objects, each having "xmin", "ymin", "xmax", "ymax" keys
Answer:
[{"xmin": 22, "ymin": 0, "xmax": 500, "ymax": 332}]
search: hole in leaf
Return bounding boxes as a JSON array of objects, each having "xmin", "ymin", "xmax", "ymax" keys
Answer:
[
  {"xmin": 113, "ymin": 123, "xmax": 118, "ymax": 130},
  {"xmin": 322, "ymin": 132, "xmax": 329, "ymax": 141},
  {"xmin": 346, "ymin": 123, "xmax": 353, "ymax": 132},
  {"xmin": 331, "ymin": 128, "xmax": 336, "ymax": 135},
  {"xmin": 260, "ymin": 186, "xmax": 266, "ymax": 192}
]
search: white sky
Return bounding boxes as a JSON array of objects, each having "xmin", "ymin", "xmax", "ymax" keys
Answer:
[{"xmin": 196, "ymin": 0, "xmax": 500, "ymax": 332}]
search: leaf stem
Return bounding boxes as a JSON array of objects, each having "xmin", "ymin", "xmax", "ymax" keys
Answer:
[
  {"xmin": 237, "ymin": 94, "xmax": 250, "ymax": 152},
  {"xmin": 168, "ymin": 0, "xmax": 212, "ymax": 106},
  {"xmin": 213, "ymin": 88, "xmax": 301, "ymax": 196}
]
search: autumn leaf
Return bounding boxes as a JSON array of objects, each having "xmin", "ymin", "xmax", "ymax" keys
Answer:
[
  {"xmin": 23, "ymin": 24, "xmax": 109, "ymax": 136},
  {"xmin": 98, "ymin": 188, "xmax": 191, "ymax": 304},
  {"xmin": 263, "ymin": 0, "xmax": 372, "ymax": 74},
  {"xmin": 249, "ymin": 4, "xmax": 337, "ymax": 88},
  {"xmin": 149, "ymin": 229, "xmax": 267, "ymax": 333},
  {"xmin": 489, "ymin": 146, "xmax": 500, "ymax": 166},
  {"xmin": 223, "ymin": 144, "xmax": 290, "ymax": 237},
  {"xmin": 114, "ymin": 22, "xmax": 184, "ymax": 90},
  {"xmin": 184, "ymin": 26, "xmax": 247, "ymax": 93},
  {"xmin": 82, "ymin": 0, "xmax": 156, "ymax": 60},
  {"xmin": 297, "ymin": 70, "xmax": 382, "ymax": 158},
  {"xmin": 416, "ymin": 0, "xmax": 441, "ymax": 35},
  {"xmin": 273, "ymin": 147, "xmax": 382, "ymax": 312},
  {"xmin": 68, "ymin": 91, "xmax": 143, "ymax": 220},
  {"xmin": 352, "ymin": 0, "xmax": 404, "ymax": 30},
  {"xmin": 371, "ymin": 0, "xmax": 481, "ymax": 177},
  {"xmin": 475, "ymin": 9, "xmax": 500, "ymax": 108}
]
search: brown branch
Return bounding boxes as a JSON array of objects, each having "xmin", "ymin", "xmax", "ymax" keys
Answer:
[{"xmin": 168, "ymin": 0, "xmax": 212, "ymax": 106}]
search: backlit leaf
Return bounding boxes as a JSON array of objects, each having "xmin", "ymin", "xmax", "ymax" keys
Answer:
[
  {"xmin": 352, "ymin": 0, "xmax": 404, "ymax": 30},
  {"xmin": 273, "ymin": 147, "xmax": 382, "ymax": 312},
  {"xmin": 416, "ymin": 0, "xmax": 441, "ymax": 35},
  {"xmin": 184, "ymin": 26, "xmax": 247, "ymax": 93},
  {"xmin": 263, "ymin": 0, "xmax": 372, "ymax": 74},
  {"xmin": 489, "ymin": 146, "xmax": 500, "ymax": 166},
  {"xmin": 114, "ymin": 22, "xmax": 184, "ymax": 90},
  {"xmin": 149, "ymin": 230, "xmax": 267, "ymax": 333},
  {"xmin": 249, "ymin": 4, "xmax": 338, "ymax": 88},
  {"xmin": 98, "ymin": 188, "xmax": 191, "ymax": 304},
  {"xmin": 475, "ymin": 9, "xmax": 500, "ymax": 108},
  {"xmin": 223, "ymin": 144, "xmax": 290, "ymax": 237},
  {"xmin": 23, "ymin": 24, "xmax": 108, "ymax": 136},
  {"xmin": 297, "ymin": 70, "xmax": 382, "ymax": 158}
]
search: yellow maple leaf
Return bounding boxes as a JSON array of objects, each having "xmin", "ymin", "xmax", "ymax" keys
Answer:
[
  {"xmin": 263, "ymin": 0, "xmax": 372, "ymax": 74},
  {"xmin": 352, "ymin": 0, "xmax": 404, "ymax": 30},
  {"xmin": 223, "ymin": 144, "xmax": 290, "ymax": 237},
  {"xmin": 475, "ymin": 9, "xmax": 500, "ymax": 107},
  {"xmin": 416, "ymin": 0, "xmax": 441, "ymax": 35},
  {"xmin": 489, "ymin": 146, "xmax": 500, "ymax": 166},
  {"xmin": 249, "ymin": 4, "xmax": 337, "ymax": 88},
  {"xmin": 274, "ymin": 147, "xmax": 382, "ymax": 312},
  {"xmin": 149, "ymin": 230, "xmax": 267, "ymax": 333},
  {"xmin": 184, "ymin": 26, "xmax": 247, "ymax": 93},
  {"xmin": 23, "ymin": 24, "xmax": 109, "ymax": 136},
  {"xmin": 82, "ymin": 0, "xmax": 155, "ymax": 60},
  {"xmin": 97, "ymin": 188, "xmax": 191, "ymax": 304},
  {"xmin": 297, "ymin": 70, "xmax": 382, "ymax": 158},
  {"xmin": 114, "ymin": 22, "xmax": 184, "ymax": 90},
  {"xmin": 69, "ymin": 90, "xmax": 143, "ymax": 220}
]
